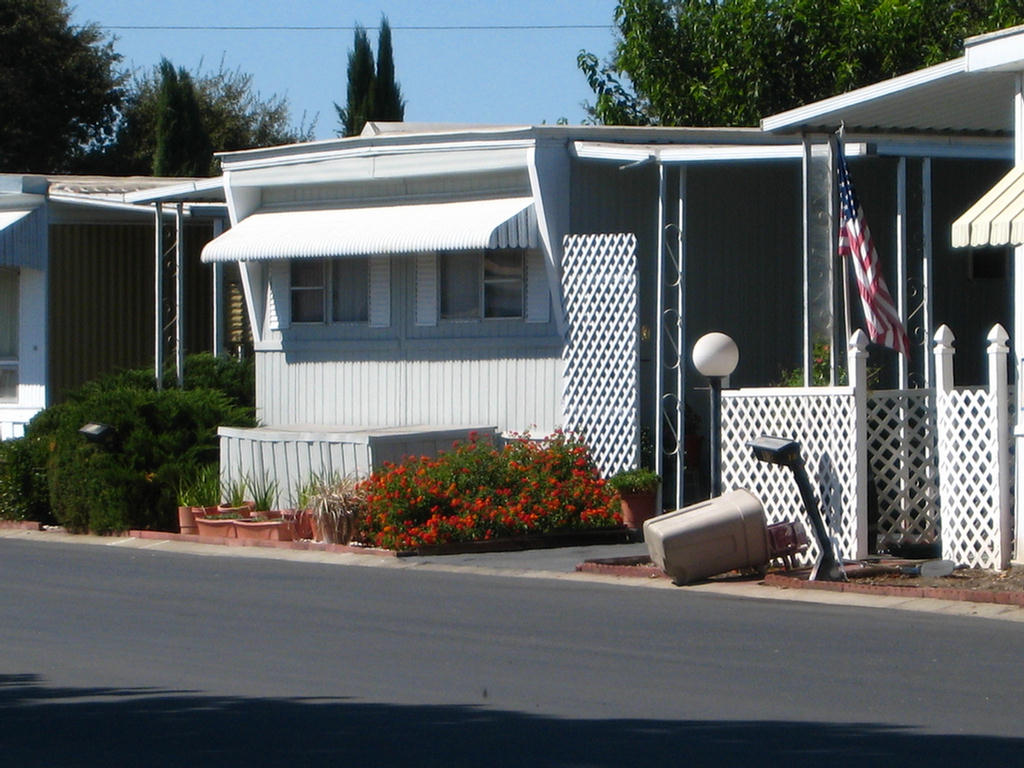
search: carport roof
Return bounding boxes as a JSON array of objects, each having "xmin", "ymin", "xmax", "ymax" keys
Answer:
[{"xmin": 762, "ymin": 26, "xmax": 1024, "ymax": 136}]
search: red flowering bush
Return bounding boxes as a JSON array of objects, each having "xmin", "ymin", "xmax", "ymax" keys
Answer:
[{"xmin": 359, "ymin": 431, "xmax": 621, "ymax": 550}]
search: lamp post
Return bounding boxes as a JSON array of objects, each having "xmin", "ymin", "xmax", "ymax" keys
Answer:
[{"xmin": 692, "ymin": 333, "xmax": 739, "ymax": 498}]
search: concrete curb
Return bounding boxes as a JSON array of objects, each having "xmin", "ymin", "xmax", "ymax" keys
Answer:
[{"xmin": 764, "ymin": 571, "xmax": 1024, "ymax": 607}]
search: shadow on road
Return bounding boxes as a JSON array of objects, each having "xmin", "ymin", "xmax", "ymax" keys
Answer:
[{"xmin": 2, "ymin": 673, "xmax": 1019, "ymax": 766}]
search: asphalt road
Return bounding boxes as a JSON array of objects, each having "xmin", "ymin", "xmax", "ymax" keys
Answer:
[{"xmin": 2, "ymin": 537, "xmax": 1023, "ymax": 766}]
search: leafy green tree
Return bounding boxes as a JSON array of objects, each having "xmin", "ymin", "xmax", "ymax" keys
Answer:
[
  {"xmin": 153, "ymin": 59, "xmax": 212, "ymax": 177},
  {"xmin": 83, "ymin": 58, "xmax": 315, "ymax": 175},
  {"xmin": 580, "ymin": 0, "xmax": 1024, "ymax": 127},
  {"xmin": 0, "ymin": 0, "xmax": 124, "ymax": 172},
  {"xmin": 336, "ymin": 16, "xmax": 405, "ymax": 137}
]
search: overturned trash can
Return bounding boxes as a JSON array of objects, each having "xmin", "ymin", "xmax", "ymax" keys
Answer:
[{"xmin": 644, "ymin": 490, "xmax": 805, "ymax": 585}]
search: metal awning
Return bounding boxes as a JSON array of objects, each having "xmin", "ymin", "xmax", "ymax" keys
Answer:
[
  {"xmin": 201, "ymin": 197, "xmax": 537, "ymax": 263},
  {"xmin": 951, "ymin": 166, "xmax": 1024, "ymax": 248},
  {"xmin": 0, "ymin": 206, "xmax": 45, "ymax": 269}
]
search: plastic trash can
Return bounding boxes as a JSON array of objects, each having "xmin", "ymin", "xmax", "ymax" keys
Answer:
[{"xmin": 643, "ymin": 489, "xmax": 769, "ymax": 584}]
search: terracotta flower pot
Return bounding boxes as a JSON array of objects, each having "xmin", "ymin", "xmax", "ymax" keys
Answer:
[
  {"xmin": 177, "ymin": 506, "xmax": 197, "ymax": 535},
  {"xmin": 284, "ymin": 508, "xmax": 313, "ymax": 540},
  {"xmin": 619, "ymin": 492, "xmax": 658, "ymax": 530},
  {"xmin": 216, "ymin": 504, "xmax": 251, "ymax": 518}
]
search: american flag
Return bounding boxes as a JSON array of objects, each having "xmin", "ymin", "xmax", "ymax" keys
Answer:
[{"xmin": 837, "ymin": 145, "xmax": 911, "ymax": 356}]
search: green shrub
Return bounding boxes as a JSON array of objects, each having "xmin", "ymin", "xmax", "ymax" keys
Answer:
[
  {"xmin": 28, "ymin": 385, "xmax": 254, "ymax": 534},
  {"xmin": 608, "ymin": 467, "xmax": 661, "ymax": 495},
  {"xmin": 79, "ymin": 353, "xmax": 255, "ymax": 410},
  {"xmin": 0, "ymin": 436, "xmax": 53, "ymax": 523}
]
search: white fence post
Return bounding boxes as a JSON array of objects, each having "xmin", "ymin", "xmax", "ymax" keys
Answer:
[
  {"xmin": 934, "ymin": 324, "xmax": 955, "ymax": 396},
  {"xmin": 988, "ymin": 324, "xmax": 1012, "ymax": 568},
  {"xmin": 936, "ymin": 323, "xmax": 1011, "ymax": 569},
  {"xmin": 848, "ymin": 330, "xmax": 869, "ymax": 558}
]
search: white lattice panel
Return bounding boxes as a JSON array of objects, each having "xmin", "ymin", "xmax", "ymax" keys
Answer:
[
  {"xmin": 938, "ymin": 387, "xmax": 1006, "ymax": 569},
  {"xmin": 866, "ymin": 389, "xmax": 939, "ymax": 550},
  {"xmin": 721, "ymin": 390, "xmax": 859, "ymax": 564},
  {"xmin": 561, "ymin": 233, "xmax": 639, "ymax": 477}
]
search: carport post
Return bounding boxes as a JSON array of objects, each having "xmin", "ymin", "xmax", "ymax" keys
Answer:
[{"xmin": 154, "ymin": 202, "xmax": 163, "ymax": 390}]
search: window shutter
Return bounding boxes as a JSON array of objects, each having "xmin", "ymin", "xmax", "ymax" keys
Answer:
[
  {"xmin": 368, "ymin": 256, "xmax": 391, "ymax": 327},
  {"xmin": 415, "ymin": 252, "xmax": 438, "ymax": 326},
  {"xmin": 267, "ymin": 261, "xmax": 290, "ymax": 330},
  {"xmin": 525, "ymin": 248, "xmax": 550, "ymax": 324}
]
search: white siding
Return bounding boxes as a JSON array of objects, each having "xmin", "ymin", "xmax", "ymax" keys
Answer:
[
  {"xmin": 256, "ymin": 351, "xmax": 564, "ymax": 435},
  {"xmin": 525, "ymin": 247, "xmax": 550, "ymax": 323},
  {"xmin": 266, "ymin": 261, "xmax": 290, "ymax": 330}
]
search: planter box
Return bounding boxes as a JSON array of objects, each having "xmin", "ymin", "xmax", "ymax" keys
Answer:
[
  {"xmin": 195, "ymin": 517, "xmax": 238, "ymax": 538},
  {"xmin": 233, "ymin": 518, "xmax": 294, "ymax": 542}
]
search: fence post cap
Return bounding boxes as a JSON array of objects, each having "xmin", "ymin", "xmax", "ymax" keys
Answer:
[
  {"xmin": 934, "ymin": 324, "xmax": 955, "ymax": 347},
  {"xmin": 848, "ymin": 329, "xmax": 869, "ymax": 352},
  {"xmin": 987, "ymin": 323, "xmax": 1009, "ymax": 347}
]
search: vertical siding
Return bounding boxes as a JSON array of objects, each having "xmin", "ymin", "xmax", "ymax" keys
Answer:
[
  {"xmin": 685, "ymin": 162, "xmax": 803, "ymax": 387},
  {"xmin": 48, "ymin": 222, "xmax": 215, "ymax": 401},
  {"xmin": 257, "ymin": 351, "xmax": 563, "ymax": 434}
]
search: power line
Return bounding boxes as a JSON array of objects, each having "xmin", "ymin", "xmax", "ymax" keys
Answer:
[{"xmin": 95, "ymin": 23, "xmax": 613, "ymax": 32}]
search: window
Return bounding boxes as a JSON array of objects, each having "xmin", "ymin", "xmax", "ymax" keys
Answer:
[
  {"xmin": 290, "ymin": 261, "xmax": 325, "ymax": 323},
  {"xmin": 331, "ymin": 259, "xmax": 369, "ymax": 323},
  {"xmin": 439, "ymin": 249, "xmax": 524, "ymax": 320},
  {"xmin": 969, "ymin": 249, "xmax": 1007, "ymax": 281},
  {"xmin": 483, "ymin": 250, "xmax": 524, "ymax": 319},
  {"xmin": 0, "ymin": 268, "xmax": 17, "ymax": 400},
  {"xmin": 291, "ymin": 259, "xmax": 370, "ymax": 324}
]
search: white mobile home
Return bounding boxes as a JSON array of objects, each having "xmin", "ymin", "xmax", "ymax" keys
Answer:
[{"xmin": 202, "ymin": 120, "xmax": 1003, "ymax": 508}]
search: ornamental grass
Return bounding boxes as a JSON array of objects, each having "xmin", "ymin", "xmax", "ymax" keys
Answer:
[{"xmin": 359, "ymin": 431, "xmax": 621, "ymax": 551}]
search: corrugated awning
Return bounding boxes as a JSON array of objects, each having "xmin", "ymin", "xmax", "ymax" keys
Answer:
[
  {"xmin": 0, "ymin": 206, "xmax": 45, "ymax": 270},
  {"xmin": 951, "ymin": 166, "xmax": 1024, "ymax": 248},
  {"xmin": 201, "ymin": 197, "xmax": 537, "ymax": 263}
]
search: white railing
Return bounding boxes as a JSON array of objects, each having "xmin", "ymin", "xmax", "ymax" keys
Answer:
[{"xmin": 721, "ymin": 325, "xmax": 1012, "ymax": 570}]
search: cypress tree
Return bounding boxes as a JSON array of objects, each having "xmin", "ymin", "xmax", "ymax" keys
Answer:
[
  {"xmin": 152, "ymin": 59, "xmax": 212, "ymax": 176},
  {"xmin": 336, "ymin": 26, "xmax": 375, "ymax": 137},
  {"xmin": 372, "ymin": 16, "xmax": 404, "ymax": 123}
]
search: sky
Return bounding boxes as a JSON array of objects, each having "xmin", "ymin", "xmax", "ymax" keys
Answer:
[{"xmin": 69, "ymin": 1, "xmax": 622, "ymax": 141}]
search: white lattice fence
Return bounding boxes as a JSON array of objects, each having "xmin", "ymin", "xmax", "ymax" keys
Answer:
[
  {"xmin": 866, "ymin": 389, "xmax": 939, "ymax": 550},
  {"xmin": 933, "ymin": 325, "xmax": 1012, "ymax": 570},
  {"xmin": 721, "ymin": 389, "xmax": 860, "ymax": 564},
  {"xmin": 561, "ymin": 233, "xmax": 639, "ymax": 477},
  {"xmin": 938, "ymin": 388, "xmax": 1002, "ymax": 567}
]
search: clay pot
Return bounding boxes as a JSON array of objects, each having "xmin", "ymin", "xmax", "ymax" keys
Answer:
[{"xmin": 620, "ymin": 492, "xmax": 658, "ymax": 530}]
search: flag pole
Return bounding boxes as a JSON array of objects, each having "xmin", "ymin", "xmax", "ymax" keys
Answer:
[{"xmin": 834, "ymin": 128, "xmax": 853, "ymax": 367}]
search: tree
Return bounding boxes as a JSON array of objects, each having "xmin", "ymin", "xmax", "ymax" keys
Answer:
[
  {"xmin": 338, "ymin": 26, "xmax": 377, "ymax": 137},
  {"xmin": 336, "ymin": 16, "xmax": 405, "ymax": 137},
  {"xmin": 153, "ymin": 59, "xmax": 212, "ymax": 177},
  {"xmin": 82, "ymin": 58, "xmax": 316, "ymax": 176},
  {"xmin": 373, "ymin": 17, "xmax": 405, "ymax": 123},
  {"xmin": 580, "ymin": 0, "xmax": 1024, "ymax": 127},
  {"xmin": 0, "ymin": 0, "xmax": 124, "ymax": 172}
]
